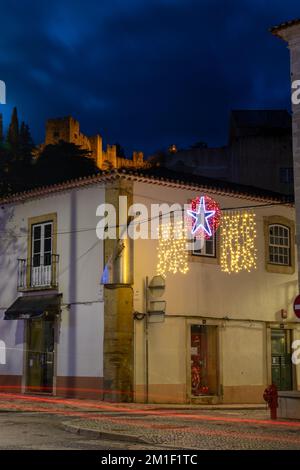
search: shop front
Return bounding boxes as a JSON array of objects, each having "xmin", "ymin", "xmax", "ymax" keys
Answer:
[{"xmin": 4, "ymin": 294, "xmax": 60, "ymax": 394}]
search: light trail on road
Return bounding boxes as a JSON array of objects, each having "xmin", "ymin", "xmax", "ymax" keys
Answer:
[
  {"xmin": 0, "ymin": 392, "xmax": 299, "ymax": 431},
  {"xmin": 1, "ymin": 398, "xmax": 300, "ymax": 448}
]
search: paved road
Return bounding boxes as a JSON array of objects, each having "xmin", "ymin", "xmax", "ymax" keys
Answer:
[
  {"xmin": 0, "ymin": 409, "xmax": 300, "ymax": 450},
  {"xmin": 0, "ymin": 395, "xmax": 300, "ymax": 450},
  {"xmin": 0, "ymin": 412, "xmax": 164, "ymax": 450}
]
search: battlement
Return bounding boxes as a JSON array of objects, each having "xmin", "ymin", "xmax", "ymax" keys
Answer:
[
  {"xmin": 44, "ymin": 115, "xmax": 145, "ymax": 170},
  {"xmin": 45, "ymin": 116, "xmax": 93, "ymax": 153}
]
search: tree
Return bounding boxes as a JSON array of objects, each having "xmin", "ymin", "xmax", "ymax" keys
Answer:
[
  {"xmin": 0, "ymin": 113, "xmax": 3, "ymax": 143},
  {"xmin": 0, "ymin": 108, "xmax": 35, "ymax": 195},
  {"xmin": 19, "ymin": 121, "xmax": 34, "ymax": 165},
  {"xmin": 0, "ymin": 144, "xmax": 14, "ymax": 196},
  {"xmin": 6, "ymin": 106, "xmax": 19, "ymax": 157},
  {"xmin": 30, "ymin": 141, "xmax": 100, "ymax": 187}
]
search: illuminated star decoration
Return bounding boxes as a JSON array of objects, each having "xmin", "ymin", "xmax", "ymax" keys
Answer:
[
  {"xmin": 187, "ymin": 196, "xmax": 216, "ymax": 237},
  {"xmin": 186, "ymin": 195, "xmax": 221, "ymax": 240}
]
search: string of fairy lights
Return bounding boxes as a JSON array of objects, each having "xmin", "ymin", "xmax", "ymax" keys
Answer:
[
  {"xmin": 156, "ymin": 195, "xmax": 261, "ymax": 277},
  {"xmin": 156, "ymin": 218, "xmax": 189, "ymax": 276},
  {"xmin": 0, "ymin": 191, "xmax": 286, "ymax": 277},
  {"xmin": 220, "ymin": 211, "xmax": 257, "ymax": 274}
]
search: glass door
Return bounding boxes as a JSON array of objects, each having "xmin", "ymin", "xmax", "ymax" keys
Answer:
[
  {"xmin": 31, "ymin": 222, "xmax": 53, "ymax": 287},
  {"xmin": 190, "ymin": 325, "xmax": 218, "ymax": 396},
  {"xmin": 271, "ymin": 329, "xmax": 293, "ymax": 391}
]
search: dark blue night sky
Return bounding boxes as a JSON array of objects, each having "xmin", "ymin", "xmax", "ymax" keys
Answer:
[{"xmin": 0, "ymin": 0, "xmax": 299, "ymax": 155}]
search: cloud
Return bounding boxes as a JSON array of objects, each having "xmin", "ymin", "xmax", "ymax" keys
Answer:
[{"xmin": 0, "ymin": 0, "xmax": 298, "ymax": 154}]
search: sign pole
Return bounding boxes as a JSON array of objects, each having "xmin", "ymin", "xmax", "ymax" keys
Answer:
[
  {"xmin": 145, "ymin": 276, "xmax": 149, "ymax": 404},
  {"xmin": 144, "ymin": 274, "xmax": 166, "ymax": 404}
]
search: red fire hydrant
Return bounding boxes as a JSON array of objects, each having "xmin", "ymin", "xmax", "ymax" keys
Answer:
[{"xmin": 263, "ymin": 384, "xmax": 278, "ymax": 420}]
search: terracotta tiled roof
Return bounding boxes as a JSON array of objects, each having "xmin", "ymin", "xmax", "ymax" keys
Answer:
[
  {"xmin": 270, "ymin": 18, "xmax": 300, "ymax": 37},
  {"xmin": 0, "ymin": 167, "xmax": 293, "ymax": 205}
]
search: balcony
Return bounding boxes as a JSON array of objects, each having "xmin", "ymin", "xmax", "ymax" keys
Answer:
[{"xmin": 17, "ymin": 254, "xmax": 59, "ymax": 291}]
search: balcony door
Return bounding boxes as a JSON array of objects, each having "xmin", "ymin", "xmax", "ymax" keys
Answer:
[{"xmin": 31, "ymin": 222, "xmax": 53, "ymax": 287}]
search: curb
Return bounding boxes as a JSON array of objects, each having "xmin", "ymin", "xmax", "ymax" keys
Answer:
[
  {"xmin": 62, "ymin": 422, "xmax": 196, "ymax": 449},
  {"xmin": 62, "ymin": 422, "xmax": 149, "ymax": 446},
  {"xmin": 137, "ymin": 406, "xmax": 266, "ymax": 411}
]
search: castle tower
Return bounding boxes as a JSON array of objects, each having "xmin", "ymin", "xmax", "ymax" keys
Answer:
[
  {"xmin": 88, "ymin": 134, "xmax": 103, "ymax": 168},
  {"xmin": 45, "ymin": 116, "xmax": 74, "ymax": 145},
  {"xmin": 43, "ymin": 115, "xmax": 146, "ymax": 170},
  {"xmin": 104, "ymin": 144, "xmax": 117, "ymax": 169},
  {"xmin": 133, "ymin": 151, "xmax": 144, "ymax": 167},
  {"xmin": 45, "ymin": 116, "xmax": 94, "ymax": 160}
]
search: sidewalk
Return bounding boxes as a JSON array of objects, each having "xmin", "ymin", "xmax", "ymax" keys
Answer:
[
  {"xmin": 101, "ymin": 402, "xmax": 266, "ymax": 410},
  {"xmin": 61, "ymin": 406, "xmax": 300, "ymax": 450},
  {"xmin": 0, "ymin": 392, "xmax": 266, "ymax": 412}
]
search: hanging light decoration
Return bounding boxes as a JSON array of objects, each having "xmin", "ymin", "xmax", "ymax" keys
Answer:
[
  {"xmin": 220, "ymin": 210, "xmax": 257, "ymax": 274},
  {"xmin": 156, "ymin": 217, "xmax": 189, "ymax": 277},
  {"xmin": 186, "ymin": 195, "xmax": 221, "ymax": 240}
]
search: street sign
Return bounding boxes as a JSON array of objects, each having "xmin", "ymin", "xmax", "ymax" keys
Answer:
[
  {"xmin": 148, "ymin": 300, "xmax": 166, "ymax": 314},
  {"xmin": 148, "ymin": 312, "xmax": 166, "ymax": 324},
  {"xmin": 293, "ymin": 294, "xmax": 300, "ymax": 319},
  {"xmin": 148, "ymin": 275, "xmax": 165, "ymax": 298},
  {"xmin": 146, "ymin": 276, "xmax": 166, "ymax": 323}
]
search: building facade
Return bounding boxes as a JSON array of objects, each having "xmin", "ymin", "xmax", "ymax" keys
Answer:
[
  {"xmin": 157, "ymin": 110, "xmax": 293, "ymax": 195},
  {"xmin": 271, "ymin": 19, "xmax": 300, "ymax": 292},
  {"xmin": 0, "ymin": 169, "xmax": 299, "ymax": 403}
]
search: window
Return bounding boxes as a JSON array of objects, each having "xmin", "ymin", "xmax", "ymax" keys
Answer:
[
  {"xmin": 26, "ymin": 213, "xmax": 58, "ymax": 289},
  {"xmin": 31, "ymin": 222, "xmax": 53, "ymax": 286},
  {"xmin": 32, "ymin": 222, "xmax": 53, "ymax": 267},
  {"xmin": 269, "ymin": 224, "xmax": 290, "ymax": 266},
  {"xmin": 280, "ymin": 167, "xmax": 293, "ymax": 185},
  {"xmin": 192, "ymin": 235, "xmax": 216, "ymax": 258},
  {"xmin": 264, "ymin": 216, "xmax": 295, "ymax": 274},
  {"xmin": 53, "ymin": 131, "xmax": 60, "ymax": 138}
]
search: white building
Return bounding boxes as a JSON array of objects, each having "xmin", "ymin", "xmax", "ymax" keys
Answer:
[{"xmin": 0, "ymin": 168, "xmax": 299, "ymax": 403}]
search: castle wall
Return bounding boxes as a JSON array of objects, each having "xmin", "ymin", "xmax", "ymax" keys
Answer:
[{"xmin": 44, "ymin": 116, "xmax": 145, "ymax": 170}]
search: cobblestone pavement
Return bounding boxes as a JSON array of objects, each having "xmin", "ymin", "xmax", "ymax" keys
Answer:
[
  {"xmin": 0, "ymin": 394, "xmax": 299, "ymax": 450},
  {"xmin": 65, "ymin": 409, "xmax": 300, "ymax": 450}
]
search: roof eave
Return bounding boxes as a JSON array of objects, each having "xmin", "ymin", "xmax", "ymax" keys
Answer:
[
  {"xmin": 270, "ymin": 19, "xmax": 300, "ymax": 41},
  {"xmin": 0, "ymin": 169, "xmax": 292, "ymax": 206}
]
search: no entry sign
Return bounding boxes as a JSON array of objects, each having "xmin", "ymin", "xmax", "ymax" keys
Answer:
[{"xmin": 293, "ymin": 295, "xmax": 300, "ymax": 319}]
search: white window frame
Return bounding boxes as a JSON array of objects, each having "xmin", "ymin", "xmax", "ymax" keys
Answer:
[
  {"xmin": 31, "ymin": 221, "xmax": 53, "ymax": 287},
  {"xmin": 192, "ymin": 234, "xmax": 216, "ymax": 258},
  {"xmin": 269, "ymin": 224, "xmax": 290, "ymax": 266}
]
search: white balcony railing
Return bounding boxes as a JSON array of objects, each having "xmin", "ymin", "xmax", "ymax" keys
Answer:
[{"xmin": 17, "ymin": 255, "xmax": 59, "ymax": 290}]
